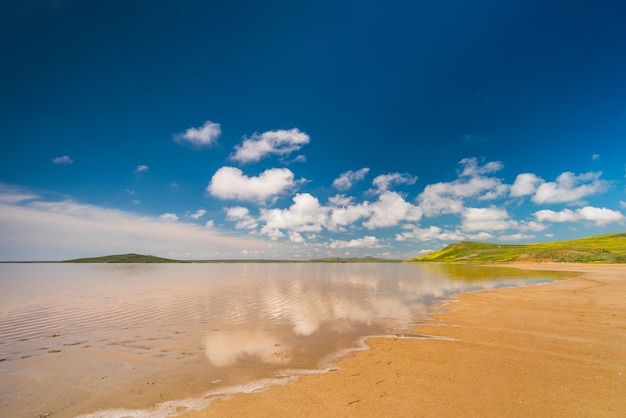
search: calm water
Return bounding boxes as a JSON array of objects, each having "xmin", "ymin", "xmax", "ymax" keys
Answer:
[{"xmin": 0, "ymin": 263, "xmax": 556, "ymax": 417}]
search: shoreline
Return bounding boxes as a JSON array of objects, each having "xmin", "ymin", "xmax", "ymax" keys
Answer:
[{"xmin": 181, "ymin": 263, "xmax": 626, "ymax": 417}]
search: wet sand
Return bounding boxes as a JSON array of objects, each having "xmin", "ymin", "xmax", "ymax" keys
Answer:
[{"xmin": 182, "ymin": 263, "xmax": 626, "ymax": 417}]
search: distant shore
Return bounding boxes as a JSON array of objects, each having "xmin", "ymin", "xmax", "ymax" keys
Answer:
[{"xmin": 181, "ymin": 263, "xmax": 626, "ymax": 417}]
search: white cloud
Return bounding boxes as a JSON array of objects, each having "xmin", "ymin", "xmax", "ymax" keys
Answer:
[
  {"xmin": 207, "ymin": 166, "xmax": 297, "ymax": 203},
  {"xmin": 418, "ymin": 166, "xmax": 507, "ymax": 217},
  {"xmin": 329, "ymin": 236, "xmax": 381, "ymax": 249},
  {"xmin": 534, "ymin": 206, "xmax": 624, "ymax": 226},
  {"xmin": 498, "ymin": 233, "xmax": 535, "ymax": 241},
  {"xmin": 395, "ymin": 226, "xmax": 465, "ymax": 242},
  {"xmin": 458, "ymin": 157, "xmax": 503, "ymax": 177},
  {"xmin": 327, "ymin": 199, "xmax": 370, "ymax": 232},
  {"xmin": 225, "ymin": 206, "xmax": 258, "ymax": 230},
  {"xmin": 0, "ymin": 184, "xmax": 38, "ymax": 204},
  {"xmin": 188, "ymin": 209, "xmax": 206, "ymax": 219},
  {"xmin": 363, "ymin": 191, "xmax": 422, "ymax": 229},
  {"xmin": 52, "ymin": 155, "xmax": 74, "ymax": 165},
  {"xmin": 174, "ymin": 120, "xmax": 221, "ymax": 147},
  {"xmin": 0, "ymin": 191, "xmax": 268, "ymax": 261},
  {"xmin": 621, "ymin": 201, "xmax": 626, "ymax": 209},
  {"xmin": 135, "ymin": 164, "xmax": 149, "ymax": 173},
  {"xmin": 592, "ymin": 154, "xmax": 600, "ymax": 161},
  {"xmin": 231, "ymin": 128, "xmax": 310, "ymax": 163},
  {"xmin": 532, "ymin": 171, "xmax": 608, "ymax": 204},
  {"xmin": 160, "ymin": 213, "xmax": 179, "ymax": 222},
  {"xmin": 510, "ymin": 173, "xmax": 543, "ymax": 197},
  {"xmin": 205, "ymin": 220, "xmax": 214, "ymax": 228},
  {"xmin": 371, "ymin": 172, "xmax": 417, "ymax": 193},
  {"xmin": 333, "ymin": 168, "xmax": 370, "ymax": 191},
  {"xmin": 288, "ymin": 231, "xmax": 305, "ymax": 243},
  {"xmin": 259, "ymin": 193, "xmax": 329, "ymax": 239},
  {"xmin": 461, "ymin": 206, "xmax": 513, "ymax": 232}
]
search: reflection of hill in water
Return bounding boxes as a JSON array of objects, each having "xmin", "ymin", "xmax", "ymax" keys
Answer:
[{"xmin": 426, "ymin": 263, "xmax": 572, "ymax": 282}]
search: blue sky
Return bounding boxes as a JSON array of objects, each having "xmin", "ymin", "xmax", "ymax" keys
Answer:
[{"xmin": 1, "ymin": 0, "xmax": 625, "ymax": 260}]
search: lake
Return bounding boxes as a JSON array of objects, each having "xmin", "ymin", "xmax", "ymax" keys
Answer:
[{"xmin": 0, "ymin": 263, "xmax": 557, "ymax": 417}]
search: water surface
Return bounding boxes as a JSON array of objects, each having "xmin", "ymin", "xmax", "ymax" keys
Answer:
[{"xmin": 0, "ymin": 263, "xmax": 557, "ymax": 417}]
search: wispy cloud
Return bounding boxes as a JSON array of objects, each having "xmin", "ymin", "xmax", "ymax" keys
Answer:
[
  {"xmin": 134, "ymin": 165, "xmax": 149, "ymax": 173},
  {"xmin": 0, "ymin": 188, "xmax": 268, "ymax": 260},
  {"xmin": 371, "ymin": 172, "xmax": 417, "ymax": 193},
  {"xmin": 207, "ymin": 167, "xmax": 297, "ymax": 203},
  {"xmin": 188, "ymin": 209, "xmax": 206, "ymax": 219},
  {"xmin": 231, "ymin": 128, "xmax": 310, "ymax": 163},
  {"xmin": 333, "ymin": 168, "xmax": 370, "ymax": 191},
  {"xmin": 52, "ymin": 155, "xmax": 74, "ymax": 165},
  {"xmin": 174, "ymin": 120, "xmax": 221, "ymax": 147}
]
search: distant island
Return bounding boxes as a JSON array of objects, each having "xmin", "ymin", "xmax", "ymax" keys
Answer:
[
  {"xmin": 407, "ymin": 232, "xmax": 626, "ymax": 263},
  {"xmin": 63, "ymin": 253, "xmax": 183, "ymax": 263}
]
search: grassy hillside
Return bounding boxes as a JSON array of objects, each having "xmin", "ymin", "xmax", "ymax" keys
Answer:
[
  {"xmin": 64, "ymin": 253, "xmax": 184, "ymax": 263},
  {"xmin": 407, "ymin": 232, "xmax": 626, "ymax": 263}
]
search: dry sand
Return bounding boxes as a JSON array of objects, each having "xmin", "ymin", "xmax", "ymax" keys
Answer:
[{"xmin": 181, "ymin": 263, "xmax": 626, "ymax": 417}]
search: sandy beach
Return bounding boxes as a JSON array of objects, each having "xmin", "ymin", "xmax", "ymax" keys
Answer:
[{"xmin": 182, "ymin": 263, "xmax": 626, "ymax": 417}]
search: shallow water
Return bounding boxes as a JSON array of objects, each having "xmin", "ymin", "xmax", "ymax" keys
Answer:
[{"xmin": 0, "ymin": 263, "xmax": 556, "ymax": 417}]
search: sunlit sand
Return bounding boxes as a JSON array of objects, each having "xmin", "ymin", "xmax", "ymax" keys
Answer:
[{"xmin": 181, "ymin": 263, "xmax": 626, "ymax": 417}]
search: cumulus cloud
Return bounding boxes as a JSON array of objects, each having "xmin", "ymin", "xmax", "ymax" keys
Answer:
[
  {"xmin": 417, "ymin": 159, "xmax": 507, "ymax": 217},
  {"xmin": 259, "ymin": 193, "xmax": 328, "ymax": 240},
  {"xmin": 329, "ymin": 236, "xmax": 381, "ymax": 249},
  {"xmin": 461, "ymin": 206, "xmax": 513, "ymax": 232},
  {"xmin": 160, "ymin": 213, "xmax": 179, "ymax": 221},
  {"xmin": 363, "ymin": 191, "xmax": 422, "ymax": 229},
  {"xmin": 231, "ymin": 128, "xmax": 310, "ymax": 163},
  {"xmin": 52, "ymin": 155, "xmax": 74, "ymax": 165},
  {"xmin": 534, "ymin": 206, "xmax": 624, "ymax": 226},
  {"xmin": 510, "ymin": 173, "xmax": 543, "ymax": 197},
  {"xmin": 333, "ymin": 168, "xmax": 370, "ymax": 191},
  {"xmin": 326, "ymin": 197, "xmax": 371, "ymax": 232},
  {"xmin": 371, "ymin": 172, "xmax": 417, "ymax": 193},
  {"xmin": 174, "ymin": 120, "xmax": 221, "ymax": 147},
  {"xmin": 135, "ymin": 165, "xmax": 149, "ymax": 173},
  {"xmin": 531, "ymin": 171, "xmax": 608, "ymax": 204},
  {"xmin": 225, "ymin": 206, "xmax": 258, "ymax": 230},
  {"xmin": 207, "ymin": 166, "xmax": 297, "ymax": 203}
]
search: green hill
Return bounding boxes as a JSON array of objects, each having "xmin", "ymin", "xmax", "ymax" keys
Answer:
[
  {"xmin": 406, "ymin": 232, "xmax": 626, "ymax": 263},
  {"xmin": 64, "ymin": 253, "xmax": 184, "ymax": 263}
]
